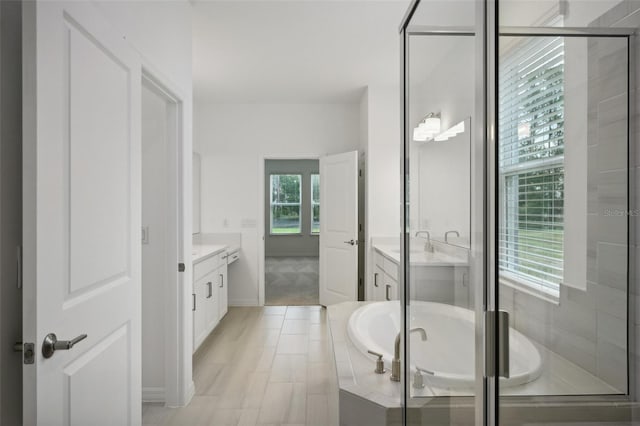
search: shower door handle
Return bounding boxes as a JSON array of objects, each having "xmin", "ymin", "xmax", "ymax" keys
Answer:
[
  {"xmin": 484, "ymin": 310, "xmax": 510, "ymax": 378},
  {"xmin": 498, "ymin": 311, "xmax": 510, "ymax": 378}
]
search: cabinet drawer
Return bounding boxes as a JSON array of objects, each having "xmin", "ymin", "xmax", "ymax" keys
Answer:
[
  {"xmin": 194, "ymin": 254, "xmax": 222, "ymax": 281},
  {"xmin": 384, "ymin": 274, "xmax": 398, "ymax": 301},
  {"xmin": 383, "ymin": 257, "xmax": 398, "ymax": 281}
]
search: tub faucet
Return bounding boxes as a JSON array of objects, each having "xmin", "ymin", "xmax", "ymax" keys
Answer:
[
  {"xmin": 414, "ymin": 231, "xmax": 434, "ymax": 253},
  {"xmin": 445, "ymin": 230, "xmax": 460, "ymax": 243},
  {"xmin": 391, "ymin": 327, "xmax": 427, "ymax": 382}
]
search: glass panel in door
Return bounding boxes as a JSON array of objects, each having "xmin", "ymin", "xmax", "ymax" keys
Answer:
[
  {"xmin": 403, "ymin": 0, "xmax": 481, "ymax": 423},
  {"xmin": 496, "ymin": 30, "xmax": 631, "ymax": 423}
]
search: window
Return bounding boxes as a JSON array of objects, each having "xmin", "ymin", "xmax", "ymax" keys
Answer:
[
  {"xmin": 311, "ymin": 174, "xmax": 320, "ymax": 234},
  {"xmin": 270, "ymin": 174, "xmax": 302, "ymax": 234},
  {"xmin": 499, "ymin": 37, "xmax": 565, "ymax": 296}
]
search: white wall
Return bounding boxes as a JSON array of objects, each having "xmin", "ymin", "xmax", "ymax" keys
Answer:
[
  {"xmin": 96, "ymin": 1, "xmax": 192, "ymax": 98},
  {"xmin": 141, "ymin": 83, "xmax": 168, "ymax": 400},
  {"xmin": 94, "ymin": 0, "xmax": 194, "ymax": 406},
  {"xmin": 359, "ymin": 86, "xmax": 401, "ymax": 299},
  {"xmin": 196, "ymin": 103, "xmax": 360, "ymax": 305},
  {"xmin": 0, "ymin": 1, "xmax": 22, "ymax": 424}
]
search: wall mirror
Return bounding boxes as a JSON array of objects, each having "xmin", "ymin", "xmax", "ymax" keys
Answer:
[{"xmin": 416, "ymin": 117, "xmax": 471, "ymax": 248}]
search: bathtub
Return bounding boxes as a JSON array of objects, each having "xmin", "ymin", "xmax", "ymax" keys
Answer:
[{"xmin": 347, "ymin": 301, "xmax": 543, "ymax": 389}]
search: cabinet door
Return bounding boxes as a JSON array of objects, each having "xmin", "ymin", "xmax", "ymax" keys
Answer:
[
  {"xmin": 384, "ymin": 274, "xmax": 398, "ymax": 301},
  {"xmin": 193, "ymin": 276, "xmax": 210, "ymax": 352},
  {"xmin": 373, "ymin": 265, "xmax": 385, "ymax": 301},
  {"xmin": 218, "ymin": 262, "xmax": 228, "ymax": 320},
  {"xmin": 203, "ymin": 272, "xmax": 219, "ymax": 335}
]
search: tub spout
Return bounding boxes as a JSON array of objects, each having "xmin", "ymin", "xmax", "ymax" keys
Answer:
[{"xmin": 391, "ymin": 327, "xmax": 427, "ymax": 382}]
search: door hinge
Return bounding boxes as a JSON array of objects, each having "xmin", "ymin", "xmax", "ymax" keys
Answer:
[
  {"xmin": 178, "ymin": 263, "xmax": 185, "ymax": 272},
  {"xmin": 14, "ymin": 342, "xmax": 35, "ymax": 364},
  {"xmin": 484, "ymin": 310, "xmax": 510, "ymax": 379}
]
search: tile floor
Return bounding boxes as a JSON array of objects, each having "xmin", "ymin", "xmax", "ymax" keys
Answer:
[
  {"xmin": 265, "ymin": 257, "xmax": 319, "ymax": 306},
  {"xmin": 142, "ymin": 305, "xmax": 333, "ymax": 426}
]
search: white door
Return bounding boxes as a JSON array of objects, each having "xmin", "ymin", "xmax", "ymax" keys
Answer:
[
  {"xmin": 319, "ymin": 151, "xmax": 359, "ymax": 306},
  {"xmin": 22, "ymin": 2, "xmax": 142, "ymax": 425}
]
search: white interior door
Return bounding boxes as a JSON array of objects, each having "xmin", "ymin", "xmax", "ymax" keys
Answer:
[
  {"xmin": 319, "ymin": 151, "xmax": 358, "ymax": 306},
  {"xmin": 22, "ymin": 2, "xmax": 142, "ymax": 424}
]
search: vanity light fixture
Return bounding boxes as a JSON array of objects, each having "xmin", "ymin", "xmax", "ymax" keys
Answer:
[
  {"xmin": 413, "ymin": 112, "xmax": 441, "ymax": 142},
  {"xmin": 433, "ymin": 120, "xmax": 465, "ymax": 142}
]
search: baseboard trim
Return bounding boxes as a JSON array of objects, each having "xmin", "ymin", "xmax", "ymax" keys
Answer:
[
  {"xmin": 229, "ymin": 298, "xmax": 259, "ymax": 306},
  {"xmin": 142, "ymin": 387, "xmax": 165, "ymax": 403}
]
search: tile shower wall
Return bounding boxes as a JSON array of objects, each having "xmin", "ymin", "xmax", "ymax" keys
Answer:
[{"xmin": 501, "ymin": 1, "xmax": 639, "ymax": 394}]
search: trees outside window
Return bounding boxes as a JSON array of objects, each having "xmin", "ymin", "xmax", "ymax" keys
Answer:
[
  {"xmin": 270, "ymin": 174, "xmax": 302, "ymax": 234},
  {"xmin": 311, "ymin": 174, "xmax": 320, "ymax": 234}
]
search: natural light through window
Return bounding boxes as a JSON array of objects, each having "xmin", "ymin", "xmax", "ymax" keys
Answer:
[
  {"xmin": 270, "ymin": 174, "xmax": 302, "ymax": 234},
  {"xmin": 311, "ymin": 174, "xmax": 320, "ymax": 234},
  {"xmin": 499, "ymin": 37, "xmax": 565, "ymax": 297}
]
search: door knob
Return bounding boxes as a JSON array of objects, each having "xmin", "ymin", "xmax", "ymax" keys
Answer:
[
  {"xmin": 344, "ymin": 239, "xmax": 357, "ymax": 246},
  {"xmin": 42, "ymin": 333, "xmax": 87, "ymax": 359}
]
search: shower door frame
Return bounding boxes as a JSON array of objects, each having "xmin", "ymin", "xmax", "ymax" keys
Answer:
[
  {"xmin": 399, "ymin": 3, "xmax": 488, "ymax": 424},
  {"xmin": 488, "ymin": 22, "xmax": 637, "ymax": 426},
  {"xmin": 400, "ymin": 0, "xmax": 638, "ymax": 425}
]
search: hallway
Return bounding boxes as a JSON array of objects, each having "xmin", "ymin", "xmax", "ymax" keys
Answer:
[
  {"xmin": 142, "ymin": 305, "xmax": 334, "ymax": 426},
  {"xmin": 265, "ymin": 257, "xmax": 320, "ymax": 306}
]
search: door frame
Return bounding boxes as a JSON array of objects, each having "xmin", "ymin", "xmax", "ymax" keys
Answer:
[
  {"xmin": 140, "ymin": 64, "xmax": 193, "ymax": 407},
  {"xmin": 257, "ymin": 154, "xmax": 321, "ymax": 307}
]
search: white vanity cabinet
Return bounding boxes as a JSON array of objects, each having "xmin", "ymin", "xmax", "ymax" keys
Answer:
[
  {"xmin": 373, "ymin": 250, "xmax": 398, "ymax": 301},
  {"xmin": 192, "ymin": 248, "xmax": 229, "ymax": 353},
  {"xmin": 192, "ymin": 274, "xmax": 211, "ymax": 350}
]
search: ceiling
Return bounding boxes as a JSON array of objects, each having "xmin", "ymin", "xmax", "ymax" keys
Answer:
[{"xmin": 192, "ymin": 1, "xmax": 410, "ymax": 103}]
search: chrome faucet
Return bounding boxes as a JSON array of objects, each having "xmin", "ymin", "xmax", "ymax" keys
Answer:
[
  {"xmin": 390, "ymin": 327, "xmax": 427, "ymax": 382},
  {"xmin": 445, "ymin": 230, "xmax": 460, "ymax": 243},
  {"xmin": 414, "ymin": 231, "xmax": 434, "ymax": 253}
]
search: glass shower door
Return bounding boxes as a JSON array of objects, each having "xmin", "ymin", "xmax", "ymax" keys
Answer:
[
  {"xmin": 401, "ymin": 1, "xmax": 484, "ymax": 424},
  {"xmin": 402, "ymin": 1, "xmax": 636, "ymax": 424},
  {"xmin": 492, "ymin": 4, "xmax": 634, "ymax": 423}
]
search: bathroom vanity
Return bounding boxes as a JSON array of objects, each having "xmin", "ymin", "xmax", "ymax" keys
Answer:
[
  {"xmin": 372, "ymin": 249, "xmax": 399, "ymax": 301},
  {"xmin": 371, "ymin": 242, "xmax": 470, "ymax": 306},
  {"xmin": 191, "ymin": 244, "xmax": 240, "ymax": 352}
]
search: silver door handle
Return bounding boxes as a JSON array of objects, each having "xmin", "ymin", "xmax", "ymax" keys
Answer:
[
  {"xmin": 344, "ymin": 239, "xmax": 356, "ymax": 246},
  {"xmin": 42, "ymin": 333, "xmax": 87, "ymax": 358},
  {"xmin": 484, "ymin": 310, "xmax": 510, "ymax": 378},
  {"xmin": 374, "ymin": 272, "xmax": 379, "ymax": 287},
  {"xmin": 385, "ymin": 284, "xmax": 391, "ymax": 301},
  {"xmin": 207, "ymin": 282, "xmax": 212, "ymax": 299},
  {"xmin": 219, "ymin": 274, "xmax": 224, "ymax": 288},
  {"xmin": 192, "ymin": 293, "xmax": 196, "ymax": 311}
]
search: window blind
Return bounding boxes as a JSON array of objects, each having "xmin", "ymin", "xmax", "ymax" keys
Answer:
[{"xmin": 498, "ymin": 36, "xmax": 565, "ymax": 294}]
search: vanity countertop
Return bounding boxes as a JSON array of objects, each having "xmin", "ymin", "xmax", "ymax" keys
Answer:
[
  {"xmin": 373, "ymin": 244, "xmax": 468, "ymax": 267},
  {"xmin": 191, "ymin": 244, "xmax": 228, "ymax": 264}
]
